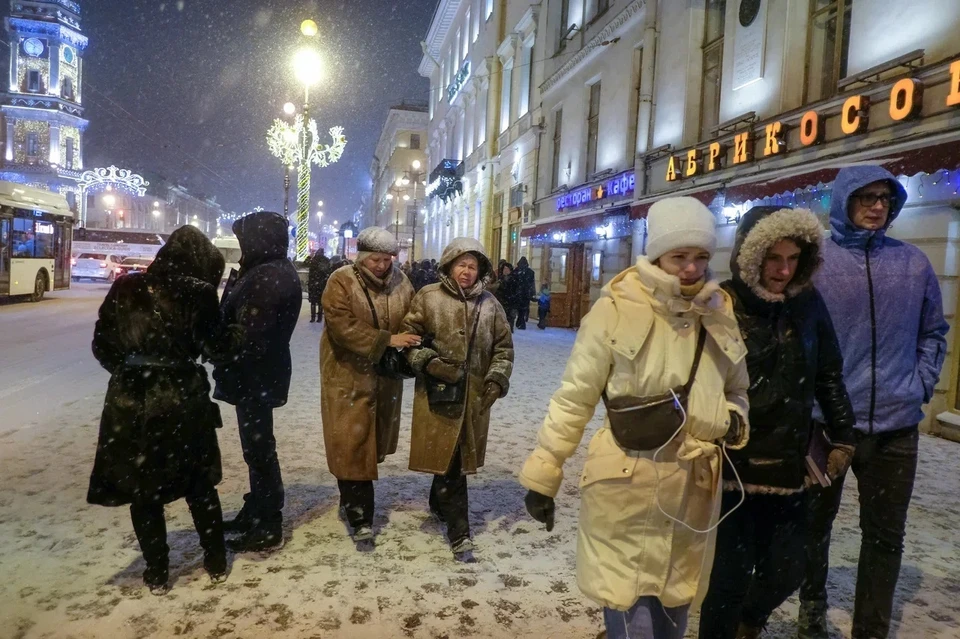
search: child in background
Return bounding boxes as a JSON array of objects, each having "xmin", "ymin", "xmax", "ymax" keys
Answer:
[{"xmin": 537, "ymin": 283, "xmax": 551, "ymax": 330}]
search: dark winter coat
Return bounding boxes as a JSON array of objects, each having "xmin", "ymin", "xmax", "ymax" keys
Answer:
[
  {"xmin": 320, "ymin": 263, "xmax": 414, "ymax": 480},
  {"xmin": 813, "ymin": 165, "xmax": 949, "ymax": 434},
  {"xmin": 722, "ymin": 206, "xmax": 856, "ymax": 492},
  {"xmin": 87, "ymin": 226, "xmax": 229, "ymax": 507},
  {"xmin": 413, "ymin": 260, "xmax": 438, "ymax": 291},
  {"xmin": 308, "ymin": 253, "xmax": 331, "ymax": 303},
  {"xmin": 402, "ymin": 238, "xmax": 514, "ymax": 475},
  {"xmin": 491, "ymin": 262, "xmax": 522, "ymax": 311},
  {"xmin": 213, "ymin": 211, "xmax": 303, "ymax": 408},
  {"xmin": 513, "ymin": 257, "xmax": 537, "ymax": 307}
]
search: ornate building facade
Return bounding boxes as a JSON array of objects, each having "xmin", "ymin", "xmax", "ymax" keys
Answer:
[{"xmin": 0, "ymin": 0, "xmax": 87, "ymax": 210}]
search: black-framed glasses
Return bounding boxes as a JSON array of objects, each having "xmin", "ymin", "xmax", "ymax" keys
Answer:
[{"xmin": 854, "ymin": 192, "xmax": 892, "ymax": 208}]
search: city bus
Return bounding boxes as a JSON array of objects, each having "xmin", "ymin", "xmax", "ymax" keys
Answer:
[{"xmin": 0, "ymin": 181, "xmax": 74, "ymax": 302}]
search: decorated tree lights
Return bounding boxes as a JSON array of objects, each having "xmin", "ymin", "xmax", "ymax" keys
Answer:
[{"xmin": 266, "ymin": 23, "xmax": 347, "ymax": 261}]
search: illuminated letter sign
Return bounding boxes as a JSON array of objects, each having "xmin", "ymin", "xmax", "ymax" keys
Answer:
[
  {"xmin": 666, "ymin": 156, "xmax": 681, "ymax": 182},
  {"xmin": 948, "ymin": 60, "xmax": 960, "ymax": 107},
  {"xmin": 555, "ymin": 170, "xmax": 635, "ymax": 211},
  {"xmin": 841, "ymin": 95, "xmax": 869, "ymax": 135},
  {"xmin": 733, "ymin": 131, "xmax": 753, "ymax": 165},
  {"xmin": 890, "ymin": 78, "xmax": 923, "ymax": 121},
  {"xmin": 685, "ymin": 149, "xmax": 701, "ymax": 177},
  {"xmin": 763, "ymin": 121, "xmax": 786, "ymax": 157},
  {"xmin": 799, "ymin": 110, "xmax": 823, "ymax": 146},
  {"xmin": 708, "ymin": 142, "xmax": 725, "ymax": 171}
]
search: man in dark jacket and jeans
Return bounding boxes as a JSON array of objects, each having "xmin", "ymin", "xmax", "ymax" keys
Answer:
[
  {"xmin": 308, "ymin": 249, "xmax": 331, "ymax": 323},
  {"xmin": 798, "ymin": 166, "xmax": 949, "ymax": 639},
  {"xmin": 513, "ymin": 256, "xmax": 536, "ymax": 329},
  {"xmin": 699, "ymin": 206, "xmax": 856, "ymax": 639},
  {"xmin": 214, "ymin": 211, "xmax": 303, "ymax": 552}
]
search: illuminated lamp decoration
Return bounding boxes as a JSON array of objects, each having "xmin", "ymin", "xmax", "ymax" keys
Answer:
[
  {"xmin": 528, "ymin": 213, "xmax": 632, "ymax": 245},
  {"xmin": 266, "ymin": 115, "xmax": 347, "ymax": 260},
  {"xmin": 427, "ymin": 159, "xmax": 464, "ymax": 203},
  {"xmin": 78, "ymin": 165, "xmax": 148, "ymax": 197},
  {"xmin": 555, "ymin": 170, "xmax": 635, "ymax": 212},
  {"xmin": 447, "ymin": 60, "xmax": 471, "ymax": 103}
]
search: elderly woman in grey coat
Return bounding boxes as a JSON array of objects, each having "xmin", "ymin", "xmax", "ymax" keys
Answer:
[{"xmin": 401, "ymin": 238, "xmax": 514, "ymax": 557}]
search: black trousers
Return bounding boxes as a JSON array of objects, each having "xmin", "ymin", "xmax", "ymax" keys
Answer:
[
  {"xmin": 310, "ymin": 301, "xmax": 322, "ymax": 321},
  {"xmin": 516, "ymin": 304, "xmax": 529, "ymax": 329},
  {"xmin": 430, "ymin": 447, "xmax": 469, "ymax": 543},
  {"xmin": 801, "ymin": 426, "xmax": 919, "ymax": 639},
  {"xmin": 338, "ymin": 479, "xmax": 375, "ymax": 529},
  {"xmin": 699, "ymin": 491, "xmax": 807, "ymax": 637},
  {"xmin": 537, "ymin": 308, "xmax": 548, "ymax": 329},
  {"xmin": 236, "ymin": 401, "xmax": 284, "ymax": 525},
  {"xmin": 129, "ymin": 475, "xmax": 225, "ymax": 585}
]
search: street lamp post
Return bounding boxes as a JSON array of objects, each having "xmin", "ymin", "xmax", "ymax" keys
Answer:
[{"xmin": 282, "ymin": 102, "xmax": 296, "ymax": 218}]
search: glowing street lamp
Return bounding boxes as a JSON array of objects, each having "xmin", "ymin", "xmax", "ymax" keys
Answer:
[
  {"xmin": 283, "ymin": 102, "xmax": 296, "ymax": 116},
  {"xmin": 300, "ymin": 19, "xmax": 319, "ymax": 37}
]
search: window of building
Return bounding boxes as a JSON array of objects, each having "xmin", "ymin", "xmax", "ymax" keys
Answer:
[
  {"xmin": 439, "ymin": 62, "xmax": 446, "ymax": 104},
  {"xmin": 410, "ymin": 133, "xmax": 421, "ymax": 150},
  {"xmin": 463, "ymin": 15, "xmax": 470, "ymax": 59},
  {"xmin": 65, "ymin": 137, "xmax": 75, "ymax": 169},
  {"xmin": 551, "ymin": 108, "xmax": 563, "ymax": 190},
  {"xmin": 585, "ymin": 82, "xmax": 601, "ymax": 178},
  {"xmin": 27, "ymin": 70, "xmax": 40, "ymax": 93},
  {"xmin": 62, "ymin": 77, "xmax": 74, "ymax": 100},
  {"xmin": 500, "ymin": 61, "xmax": 513, "ymax": 133},
  {"xmin": 595, "ymin": 0, "xmax": 610, "ymax": 21},
  {"xmin": 699, "ymin": 0, "xmax": 726, "ymax": 139},
  {"xmin": 805, "ymin": 0, "xmax": 853, "ymax": 103},
  {"xmin": 472, "ymin": 2, "xmax": 480, "ymax": 41},
  {"xmin": 518, "ymin": 37, "xmax": 535, "ymax": 117},
  {"xmin": 478, "ymin": 86, "xmax": 487, "ymax": 145},
  {"xmin": 454, "ymin": 29, "xmax": 461, "ymax": 67},
  {"xmin": 557, "ymin": 0, "xmax": 571, "ymax": 52},
  {"xmin": 485, "ymin": 0, "xmax": 494, "ymax": 21},
  {"xmin": 26, "ymin": 132, "xmax": 40, "ymax": 159}
]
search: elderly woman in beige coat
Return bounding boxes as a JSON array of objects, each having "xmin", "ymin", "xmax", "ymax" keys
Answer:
[
  {"xmin": 320, "ymin": 227, "xmax": 417, "ymax": 543},
  {"xmin": 401, "ymin": 237, "xmax": 514, "ymax": 557},
  {"xmin": 520, "ymin": 197, "xmax": 750, "ymax": 639}
]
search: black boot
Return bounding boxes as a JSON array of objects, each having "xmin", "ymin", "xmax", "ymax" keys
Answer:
[
  {"xmin": 223, "ymin": 496, "xmax": 254, "ymax": 534},
  {"xmin": 226, "ymin": 521, "xmax": 284, "ymax": 553}
]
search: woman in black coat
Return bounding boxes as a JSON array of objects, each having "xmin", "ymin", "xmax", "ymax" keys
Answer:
[
  {"xmin": 699, "ymin": 207, "xmax": 857, "ymax": 639},
  {"xmin": 87, "ymin": 226, "xmax": 234, "ymax": 595}
]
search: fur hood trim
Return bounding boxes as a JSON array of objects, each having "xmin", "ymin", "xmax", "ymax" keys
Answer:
[{"xmin": 733, "ymin": 208, "xmax": 824, "ymax": 303}]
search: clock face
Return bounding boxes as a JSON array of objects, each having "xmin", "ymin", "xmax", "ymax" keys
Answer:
[
  {"xmin": 739, "ymin": 0, "xmax": 762, "ymax": 27},
  {"xmin": 62, "ymin": 46, "xmax": 75, "ymax": 65},
  {"xmin": 23, "ymin": 38, "xmax": 44, "ymax": 57}
]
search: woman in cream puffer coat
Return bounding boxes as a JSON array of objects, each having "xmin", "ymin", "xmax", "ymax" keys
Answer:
[{"xmin": 520, "ymin": 197, "xmax": 750, "ymax": 639}]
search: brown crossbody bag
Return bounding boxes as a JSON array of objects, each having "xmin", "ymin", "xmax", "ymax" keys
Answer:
[{"xmin": 601, "ymin": 326, "xmax": 707, "ymax": 452}]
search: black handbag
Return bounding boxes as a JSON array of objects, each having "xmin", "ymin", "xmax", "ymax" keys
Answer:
[
  {"xmin": 355, "ymin": 267, "xmax": 416, "ymax": 380},
  {"xmin": 425, "ymin": 298, "xmax": 483, "ymax": 407},
  {"xmin": 601, "ymin": 326, "xmax": 707, "ymax": 452}
]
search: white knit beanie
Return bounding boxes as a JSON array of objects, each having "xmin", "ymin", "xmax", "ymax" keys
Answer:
[{"xmin": 644, "ymin": 197, "xmax": 718, "ymax": 262}]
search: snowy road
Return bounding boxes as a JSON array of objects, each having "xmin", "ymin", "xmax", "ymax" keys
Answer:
[{"xmin": 1, "ymin": 284, "xmax": 960, "ymax": 638}]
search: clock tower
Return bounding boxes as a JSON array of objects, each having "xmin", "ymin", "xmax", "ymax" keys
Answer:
[{"xmin": 0, "ymin": 0, "xmax": 88, "ymax": 209}]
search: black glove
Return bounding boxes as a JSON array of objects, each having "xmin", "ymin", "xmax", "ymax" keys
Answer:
[
  {"xmin": 426, "ymin": 357, "xmax": 463, "ymax": 384},
  {"xmin": 722, "ymin": 411, "xmax": 746, "ymax": 448},
  {"xmin": 478, "ymin": 382, "xmax": 501, "ymax": 413},
  {"xmin": 524, "ymin": 490, "xmax": 555, "ymax": 532}
]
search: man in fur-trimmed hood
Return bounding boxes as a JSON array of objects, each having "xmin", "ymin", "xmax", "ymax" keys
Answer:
[{"xmin": 699, "ymin": 206, "xmax": 856, "ymax": 639}]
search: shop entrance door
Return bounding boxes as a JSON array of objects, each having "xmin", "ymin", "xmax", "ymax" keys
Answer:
[
  {"xmin": 0, "ymin": 218, "xmax": 9, "ymax": 295},
  {"xmin": 543, "ymin": 242, "xmax": 587, "ymax": 328}
]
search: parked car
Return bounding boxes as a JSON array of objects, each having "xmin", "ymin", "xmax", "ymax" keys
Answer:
[
  {"xmin": 71, "ymin": 253, "xmax": 123, "ymax": 282},
  {"xmin": 115, "ymin": 255, "xmax": 155, "ymax": 278}
]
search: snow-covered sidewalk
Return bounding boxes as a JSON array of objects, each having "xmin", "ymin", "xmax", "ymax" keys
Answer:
[{"xmin": 1, "ymin": 299, "xmax": 959, "ymax": 638}]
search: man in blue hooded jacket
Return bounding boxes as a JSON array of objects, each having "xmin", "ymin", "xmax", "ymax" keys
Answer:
[{"xmin": 798, "ymin": 166, "xmax": 948, "ymax": 639}]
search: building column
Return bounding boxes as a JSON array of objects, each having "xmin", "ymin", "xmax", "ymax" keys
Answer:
[
  {"xmin": 5, "ymin": 119, "xmax": 14, "ymax": 162},
  {"xmin": 48, "ymin": 123, "xmax": 60, "ymax": 166},
  {"xmin": 48, "ymin": 43, "xmax": 60, "ymax": 96}
]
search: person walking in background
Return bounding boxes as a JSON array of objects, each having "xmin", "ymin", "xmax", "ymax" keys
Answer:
[
  {"xmin": 798, "ymin": 166, "xmax": 949, "ymax": 639},
  {"xmin": 512, "ymin": 256, "xmax": 536, "ymax": 330},
  {"xmin": 308, "ymin": 249, "xmax": 331, "ymax": 323},
  {"xmin": 214, "ymin": 211, "xmax": 303, "ymax": 553},
  {"xmin": 698, "ymin": 206, "xmax": 856, "ymax": 639},
  {"xmin": 520, "ymin": 197, "xmax": 749, "ymax": 639},
  {"xmin": 87, "ymin": 226, "xmax": 233, "ymax": 595},
  {"xmin": 320, "ymin": 227, "xmax": 417, "ymax": 544},
  {"xmin": 537, "ymin": 283, "xmax": 551, "ymax": 330},
  {"xmin": 402, "ymin": 237, "xmax": 514, "ymax": 559},
  {"xmin": 490, "ymin": 261, "xmax": 519, "ymax": 332}
]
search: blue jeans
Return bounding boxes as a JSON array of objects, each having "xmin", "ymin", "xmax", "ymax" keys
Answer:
[{"xmin": 604, "ymin": 597, "xmax": 689, "ymax": 639}]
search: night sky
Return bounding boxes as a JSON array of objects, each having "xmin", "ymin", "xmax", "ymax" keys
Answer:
[{"xmin": 79, "ymin": 0, "xmax": 437, "ymax": 229}]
